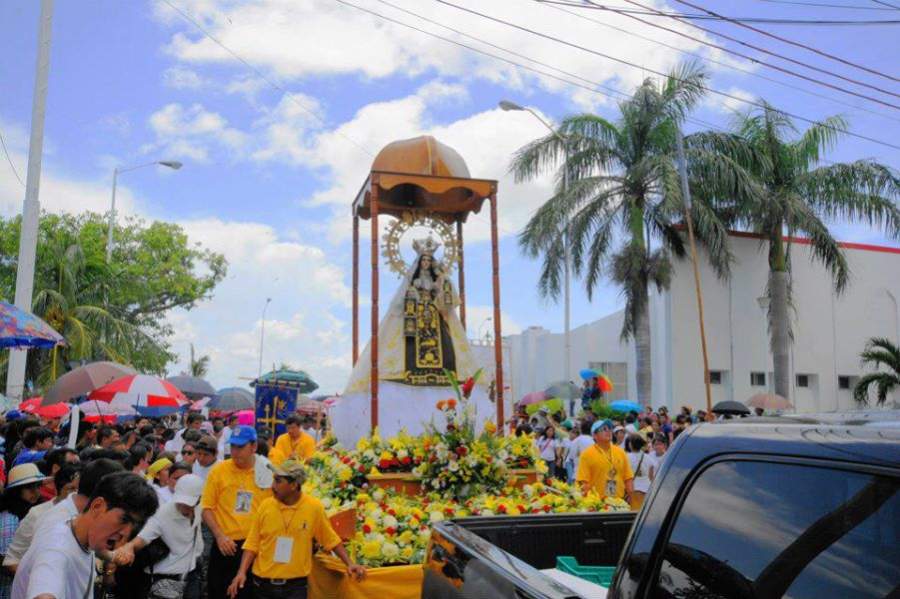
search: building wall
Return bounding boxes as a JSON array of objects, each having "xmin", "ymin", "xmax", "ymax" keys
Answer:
[{"xmin": 498, "ymin": 233, "xmax": 900, "ymax": 413}]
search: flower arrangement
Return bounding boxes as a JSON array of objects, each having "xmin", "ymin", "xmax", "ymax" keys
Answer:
[{"xmin": 353, "ymin": 428, "xmax": 421, "ymax": 473}]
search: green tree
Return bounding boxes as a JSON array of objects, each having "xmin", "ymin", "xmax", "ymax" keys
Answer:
[
  {"xmin": 510, "ymin": 63, "xmax": 749, "ymax": 406},
  {"xmin": 0, "ymin": 212, "xmax": 227, "ymax": 386},
  {"xmin": 853, "ymin": 337, "xmax": 900, "ymax": 406},
  {"xmin": 189, "ymin": 343, "xmax": 210, "ymax": 378},
  {"xmin": 722, "ymin": 104, "xmax": 900, "ymax": 400}
]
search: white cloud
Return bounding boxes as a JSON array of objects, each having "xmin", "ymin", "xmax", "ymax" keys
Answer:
[
  {"xmin": 162, "ymin": 66, "xmax": 208, "ymax": 89},
  {"xmin": 145, "ymin": 103, "xmax": 248, "ymax": 162},
  {"xmin": 704, "ymin": 86, "xmax": 756, "ymax": 115},
  {"xmin": 465, "ymin": 305, "xmax": 523, "ymax": 338},
  {"xmin": 156, "ymin": 0, "xmax": 748, "ymax": 108}
]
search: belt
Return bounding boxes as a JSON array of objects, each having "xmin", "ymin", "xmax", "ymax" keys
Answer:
[{"xmin": 254, "ymin": 576, "xmax": 307, "ymax": 586}]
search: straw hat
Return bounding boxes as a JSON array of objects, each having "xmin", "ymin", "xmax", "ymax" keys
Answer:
[{"xmin": 6, "ymin": 463, "xmax": 48, "ymax": 489}]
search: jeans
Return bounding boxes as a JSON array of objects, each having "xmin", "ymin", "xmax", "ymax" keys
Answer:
[
  {"xmin": 564, "ymin": 460, "xmax": 575, "ymax": 485},
  {"xmin": 251, "ymin": 576, "xmax": 308, "ymax": 599},
  {"xmin": 208, "ymin": 539, "xmax": 250, "ymax": 599}
]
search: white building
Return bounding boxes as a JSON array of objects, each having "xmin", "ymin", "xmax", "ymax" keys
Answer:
[{"xmin": 489, "ymin": 232, "xmax": 900, "ymax": 414}]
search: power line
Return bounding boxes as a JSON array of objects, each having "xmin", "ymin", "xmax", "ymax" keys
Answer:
[
  {"xmin": 0, "ymin": 129, "xmax": 24, "ymax": 187},
  {"xmin": 537, "ymin": 1, "xmax": 900, "ymax": 23},
  {"xmin": 757, "ymin": 0, "xmax": 896, "ymax": 10},
  {"xmin": 672, "ymin": 0, "xmax": 900, "ymax": 82},
  {"xmin": 545, "ymin": 0, "xmax": 900, "ymax": 107},
  {"xmin": 870, "ymin": 0, "xmax": 900, "ymax": 8},
  {"xmin": 430, "ymin": 0, "xmax": 900, "ymax": 149},
  {"xmin": 537, "ymin": 0, "xmax": 900, "ymax": 123},
  {"xmin": 158, "ymin": 0, "xmax": 375, "ymax": 159}
]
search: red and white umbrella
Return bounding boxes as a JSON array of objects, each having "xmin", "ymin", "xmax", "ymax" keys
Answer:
[
  {"xmin": 34, "ymin": 403, "xmax": 70, "ymax": 419},
  {"xmin": 80, "ymin": 399, "xmax": 136, "ymax": 418},
  {"xmin": 89, "ymin": 374, "xmax": 188, "ymax": 408},
  {"xmin": 190, "ymin": 397, "xmax": 213, "ymax": 411},
  {"xmin": 19, "ymin": 397, "xmax": 42, "ymax": 414}
]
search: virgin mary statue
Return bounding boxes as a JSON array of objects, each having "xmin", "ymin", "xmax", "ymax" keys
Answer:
[{"xmin": 334, "ymin": 237, "xmax": 490, "ymax": 444}]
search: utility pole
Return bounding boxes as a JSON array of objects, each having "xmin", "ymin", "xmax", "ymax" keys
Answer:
[
  {"xmin": 6, "ymin": 0, "xmax": 55, "ymax": 400},
  {"xmin": 675, "ymin": 128, "xmax": 712, "ymax": 413}
]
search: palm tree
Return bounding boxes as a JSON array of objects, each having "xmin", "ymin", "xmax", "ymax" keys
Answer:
[
  {"xmin": 188, "ymin": 343, "xmax": 210, "ymax": 378},
  {"xmin": 722, "ymin": 104, "xmax": 900, "ymax": 400},
  {"xmin": 853, "ymin": 337, "xmax": 900, "ymax": 406},
  {"xmin": 511, "ymin": 63, "xmax": 750, "ymax": 405},
  {"xmin": 29, "ymin": 240, "xmax": 156, "ymax": 385}
]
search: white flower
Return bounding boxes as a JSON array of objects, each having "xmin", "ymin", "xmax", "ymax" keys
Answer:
[
  {"xmin": 429, "ymin": 511, "xmax": 444, "ymax": 522},
  {"xmin": 372, "ymin": 488, "xmax": 385, "ymax": 502},
  {"xmin": 397, "ymin": 449, "xmax": 409, "ymax": 459},
  {"xmin": 382, "ymin": 515, "xmax": 398, "ymax": 529},
  {"xmin": 498, "ymin": 450, "xmax": 509, "ymax": 461},
  {"xmin": 382, "ymin": 542, "xmax": 400, "ymax": 559},
  {"xmin": 448, "ymin": 461, "xmax": 460, "ymax": 472},
  {"xmin": 364, "ymin": 449, "xmax": 376, "ymax": 461}
]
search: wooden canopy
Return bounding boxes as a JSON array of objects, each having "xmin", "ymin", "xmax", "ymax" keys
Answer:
[{"xmin": 352, "ymin": 136, "xmax": 496, "ymax": 223}]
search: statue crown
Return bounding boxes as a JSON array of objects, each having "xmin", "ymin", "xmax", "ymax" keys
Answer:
[{"xmin": 412, "ymin": 237, "xmax": 440, "ymax": 258}]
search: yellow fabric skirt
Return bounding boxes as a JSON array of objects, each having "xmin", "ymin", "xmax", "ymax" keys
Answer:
[{"xmin": 309, "ymin": 554, "xmax": 423, "ymax": 599}]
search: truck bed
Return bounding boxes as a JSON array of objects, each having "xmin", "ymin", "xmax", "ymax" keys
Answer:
[{"xmin": 423, "ymin": 512, "xmax": 636, "ymax": 599}]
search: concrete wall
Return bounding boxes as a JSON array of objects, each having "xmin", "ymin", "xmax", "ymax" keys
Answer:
[{"xmin": 499, "ymin": 232, "xmax": 900, "ymax": 413}]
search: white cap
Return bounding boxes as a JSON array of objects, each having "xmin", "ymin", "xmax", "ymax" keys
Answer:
[{"xmin": 172, "ymin": 474, "xmax": 204, "ymax": 507}]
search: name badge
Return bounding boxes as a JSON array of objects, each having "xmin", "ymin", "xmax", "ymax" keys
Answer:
[
  {"xmin": 235, "ymin": 491, "xmax": 253, "ymax": 513},
  {"xmin": 274, "ymin": 536, "xmax": 293, "ymax": 563}
]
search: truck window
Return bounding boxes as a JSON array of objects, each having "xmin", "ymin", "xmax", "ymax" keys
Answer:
[{"xmin": 652, "ymin": 460, "xmax": 899, "ymax": 599}]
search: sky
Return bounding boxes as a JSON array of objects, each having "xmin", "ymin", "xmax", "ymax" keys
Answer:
[{"xmin": 2, "ymin": 0, "xmax": 898, "ymax": 394}]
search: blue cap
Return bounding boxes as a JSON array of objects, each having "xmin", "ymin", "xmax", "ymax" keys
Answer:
[
  {"xmin": 5, "ymin": 410, "xmax": 23, "ymax": 421},
  {"xmin": 591, "ymin": 419, "xmax": 614, "ymax": 435},
  {"xmin": 229, "ymin": 425, "xmax": 257, "ymax": 447}
]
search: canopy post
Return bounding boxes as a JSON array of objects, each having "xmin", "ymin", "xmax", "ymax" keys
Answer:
[
  {"xmin": 456, "ymin": 219, "xmax": 466, "ymax": 331},
  {"xmin": 370, "ymin": 180, "xmax": 380, "ymax": 432},
  {"xmin": 490, "ymin": 190, "xmax": 504, "ymax": 433},
  {"xmin": 352, "ymin": 213, "xmax": 360, "ymax": 365}
]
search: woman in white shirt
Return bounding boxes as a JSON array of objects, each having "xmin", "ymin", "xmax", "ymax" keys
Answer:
[
  {"xmin": 625, "ymin": 434, "xmax": 650, "ymax": 511},
  {"xmin": 534, "ymin": 426, "xmax": 560, "ymax": 479}
]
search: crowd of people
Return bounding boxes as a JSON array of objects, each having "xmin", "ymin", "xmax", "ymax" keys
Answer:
[
  {"xmin": 0, "ymin": 409, "xmax": 362, "ymax": 599},
  {"xmin": 519, "ymin": 403, "xmax": 704, "ymax": 510}
]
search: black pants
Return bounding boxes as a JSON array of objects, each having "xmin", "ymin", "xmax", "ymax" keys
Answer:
[
  {"xmin": 208, "ymin": 539, "xmax": 250, "ymax": 599},
  {"xmin": 251, "ymin": 576, "xmax": 308, "ymax": 599}
]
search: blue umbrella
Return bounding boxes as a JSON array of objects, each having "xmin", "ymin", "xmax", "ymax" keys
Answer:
[
  {"xmin": 609, "ymin": 399, "xmax": 642, "ymax": 414},
  {"xmin": 0, "ymin": 301, "xmax": 65, "ymax": 349},
  {"xmin": 133, "ymin": 404, "xmax": 187, "ymax": 418},
  {"xmin": 579, "ymin": 368, "xmax": 599, "ymax": 380}
]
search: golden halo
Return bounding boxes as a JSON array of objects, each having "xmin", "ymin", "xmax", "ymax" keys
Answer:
[{"xmin": 381, "ymin": 212, "xmax": 459, "ymax": 277}]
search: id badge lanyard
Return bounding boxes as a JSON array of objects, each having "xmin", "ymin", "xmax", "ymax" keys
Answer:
[{"xmin": 274, "ymin": 507, "xmax": 301, "ymax": 564}]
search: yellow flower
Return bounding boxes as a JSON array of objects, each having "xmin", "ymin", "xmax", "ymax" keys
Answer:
[{"xmin": 361, "ymin": 540, "xmax": 382, "ymax": 560}]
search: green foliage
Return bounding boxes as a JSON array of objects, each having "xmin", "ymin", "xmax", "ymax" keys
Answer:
[
  {"xmin": 853, "ymin": 337, "xmax": 900, "ymax": 407},
  {"xmin": 0, "ymin": 212, "xmax": 227, "ymax": 388},
  {"xmin": 189, "ymin": 343, "xmax": 210, "ymax": 378}
]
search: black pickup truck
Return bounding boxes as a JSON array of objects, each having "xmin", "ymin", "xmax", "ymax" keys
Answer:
[{"xmin": 422, "ymin": 419, "xmax": 900, "ymax": 599}]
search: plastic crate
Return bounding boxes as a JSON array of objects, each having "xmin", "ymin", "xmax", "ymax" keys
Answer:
[{"xmin": 556, "ymin": 556, "xmax": 616, "ymax": 588}]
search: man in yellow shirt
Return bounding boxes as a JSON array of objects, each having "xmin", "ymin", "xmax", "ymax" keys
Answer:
[
  {"xmin": 269, "ymin": 415, "xmax": 316, "ymax": 465},
  {"xmin": 576, "ymin": 419, "xmax": 634, "ymax": 504},
  {"xmin": 226, "ymin": 459, "xmax": 365, "ymax": 598},
  {"xmin": 201, "ymin": 425, "xmax": 274, "ymax": 599}
]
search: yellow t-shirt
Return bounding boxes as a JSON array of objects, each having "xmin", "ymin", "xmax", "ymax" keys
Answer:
[
  {"xmin": 200, "ymin": 459, "xmax": 273, "ymax": 540},
  {"xmin": 243, "ymin": 494, "xmax": 341, "ymax": 579},
  {"xmin": 270, "ymin": 431, "xmax": 316, "ymax": 465},
  {"xmin": 576, "ymin": 443, "xmax": 634, "ymax": 499}
]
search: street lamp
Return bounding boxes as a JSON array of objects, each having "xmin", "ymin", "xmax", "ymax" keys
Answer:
[
  {"xmin": 499, "ymin": 100, "xmax": 572, "ymax": 386},
  {"xmin": 757, "ymin": 296, "xmax": 771, "ymax": 392},
  {"xmin": 106, "ymin": 160, "xmax": 183, "ymax": 261},
  {"xmin": 258, "ymin": 297, "xmax": 272, "ymax": 379}
]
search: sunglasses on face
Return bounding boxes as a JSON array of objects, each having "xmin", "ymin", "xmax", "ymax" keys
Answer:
[{"xmin": 182, "ymin": 450, "xmax": 195, "ymax": 455}]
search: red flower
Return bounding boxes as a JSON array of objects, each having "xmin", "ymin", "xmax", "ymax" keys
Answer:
[
  {"xmin": 498, "ymin": 504, "xmax": 508, "ymax": 514},
  {"xmin": 447, "ymin": 398, "xmax": 457, "ymax": 410},
  {"xmin": 543, "ymin": 505, "xmax": 552, "ymax": 513},
  {"xmin": 401, "ymin": 457, "xmax": 411, "ymax": 465},
  {"xmin": 362, "ymin": 524, "xmax": 372, "ymax": 534},
  {"xmin": 385, "ymin": 527, "xmax": 396, "ymax": 536},
  {"xmin": 461, "ymin": 377, "xmax": 475, "ymax": 398}
]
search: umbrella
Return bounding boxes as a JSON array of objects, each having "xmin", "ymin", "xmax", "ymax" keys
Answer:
[
  {"xmin": 712, "ymin": 400, "xmax": 751, "ymax": 415},
  {"xmin": 518, "ymin": 390, "xmax": 547, "ymax": 406},
  {"xmin": 579, "ymin": 368, "xmax": 599, "ymax": 380},
  {"xmin": 0, "ymin": 301, "xmax": 65, "ymax": 349},
  {"xmin": 34, "ymin": 403, "xmax": 70, "ymax": 419},
  {"xmin": 252, "ymin": 369, "xmax": 319, "ymax": 394},
  {"xmin": 79, "ymin": 399, "xmax": 136, "ymax": 418},
  {"xmin": 190, "ymin": 397, "xmax": 213, "ymax": 411},
  {"xmin": 297, "ymin": 397, "xmax": 326, "ymax": 415},
  {"xmin": 235, "ymin": 410, "xmax": 255, "ymax": 426},
  {"xmin": 597, "ymin": 375, "xmax": 614, "ymax": 393},
  {"xmin": 166, "ymin": 375, "xmax": 217, "ymax": 401},
  {"xmin": 42, "ymin": 361, "xmax": 136, "ymax": 406},
  {"xmin": 209, "ymin": 387, "xmax": 255, "ymax": 412},
  {"xmin": 544, "ymin": 381, "xmax": 581, "ymax": 401},
  {"xmin": 609, "ymin": 399, "xmax": 642, "ymax": 414},
  {"xmin": 89, "ymin": 374, "xmax": 189, "ymax": 407},
  {"xmin": 746, "ymin": 393, "xmax": 792, "ymax": 412},
  {"xmin": 19, "ymin": 397, "xmax": 42, "ymax": 414}
]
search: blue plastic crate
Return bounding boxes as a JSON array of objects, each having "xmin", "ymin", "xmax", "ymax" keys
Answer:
[{"xmin": 556, "ymin": 556, "xmax": 616, "ymax": 588}]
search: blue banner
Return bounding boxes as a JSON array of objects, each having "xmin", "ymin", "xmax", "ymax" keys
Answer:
[{"xmin": 255, "ymin": 385, "xmax": 298, "ymax": 439}]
